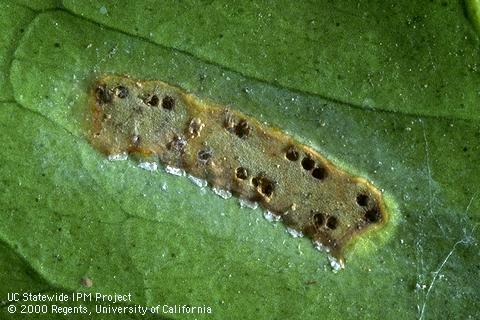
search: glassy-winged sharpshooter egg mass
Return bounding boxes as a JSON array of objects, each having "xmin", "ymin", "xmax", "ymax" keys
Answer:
[{"xmin": 87, "ymin": 75, "xmax": 389, "ymax": 267}]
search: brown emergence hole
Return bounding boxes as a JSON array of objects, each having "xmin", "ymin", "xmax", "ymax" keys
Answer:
[
  {"xmin": 236, "ymin": 167, "xmax": 248, "ymax": 180},
  {"xmin": 326, "ymin": 216, "xmax": 338, "ymax": 230},
  {"xmin": 144, "ymin": 94, "xmax": 159, "ymax": 106},
  {"xmin": 356, "ymin": 194, "xmax": 369, "ymax": 207},
  {"xmin": 252, "ymin": 175, "xmax": 274, "ymax": 198},
  {"xmin": 365, "ymin": 208, "xmax": 381, "ymax": 223},
  {"xmin": 312, "ymin": 167, "xmax": 327, "ymax": 180},
  {"xmin": 286, "ymin": 147, "xmax": 299, "ymax": 161},
  {"xmin": 234, "ymin": 119, "xmax": 251, "ymax": 138},
  {"xmin": 115, "ymin": 86, "xmax": 128, "ymax": 98},
  {"xmin": 197, "ymin": 149, "xmax": 212, "ymax": 163},
  {"xmin": 313, "ymin": 212, "xmax": 325, "ymax": 228},
  {"xmin": 162, "ymin": 95, "xmax": 175, "ymax": 110},
  {"xmin": 301, "ymin": 156, "xmax": 315, "ymax": 170},
  {"xmin": 261, "ymin": 182, "xmax": 274, "ymax": 198},
  {"xmin": 95, "ymin": 84, "xmax": 111, "ymax": 104}
]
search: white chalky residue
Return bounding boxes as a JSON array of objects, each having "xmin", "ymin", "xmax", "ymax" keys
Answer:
[
  {"xmin": 165, "ymin": 166, "xmax": 185, "ymax": 177},
  {"xmin": 239, "ymin": 198, "xmax": 258, "ymax": 210},
  {"xmin": 313, "ymin": 240, "xmax": 330, "ymax": 253},
  {"xmin": 286, "ymin": 227, "xmax": 303, "ymax": 238},
  {"xmin": 107, "ymin": 153, "xmax": 128, "ymax": 161},
  {"xmin": 263, "ymin": 210, "xmax": 281, "ymax": 222},
  {"xmin": 212, "ymin": 187, "xmax": 232, "ymax": 199},
  {"xmin": 188, "ymin": 175, "xmax": 208, "ymax": 188},
  {"xmin": 328, "ymin": 256, "xmax": 344, "ymax": 273},
  {"xmin": 161, "ymin": 182, "xmax": 168, "ymax": 191},
  {"xmin": 99, "ymin": 6, "xmax": 108, "ymax": 14},
  {"xmin": 138, "ymin": 162, "xmax": 158, "ymax": 171}
]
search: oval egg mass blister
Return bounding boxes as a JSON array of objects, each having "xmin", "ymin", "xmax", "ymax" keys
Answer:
[{"xmin": 88, "ymin": 75, "xmax": 389, "ymax": 268}]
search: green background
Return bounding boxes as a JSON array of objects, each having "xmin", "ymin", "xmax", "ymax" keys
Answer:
[{"xmin": 1, "ymin": 1, "xmax": 479, "ymax": 319}]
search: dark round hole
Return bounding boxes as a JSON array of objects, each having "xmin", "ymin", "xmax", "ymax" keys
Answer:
[
  {"xmin": 115, "ymin": 86, "xmax": 128, "ymax": 98},
  {"xmin": 252, "ymin": 175, "xmax": 274, "ymax": 198},
  {"xmin": 312, "ymin": 167, "xmax": 327, "ymax": 180},
  {"xmin": 234, "ymin": 119, "xmax": 251, "ymax": 138},
  {"xmin": 301, "ymin": 156, "xmax": 315, "ymax": 170},
  {"xmin": 365, "ymin": 208, "xmax": 381, "ymax": 223},
  {"xmin": 162, "ymin": 95, "xmax": 175, "ymax": 110},
  {"xmin": 356, "ymin": 194, "xmax": 369, "ymax": 207},
  {"xmin": 95, "ymin": 84, "xmax": 111, "ymax": 104},
  {"xmin": 261, "ymin": 181, "xmax": 274, "ymax": 197},
  {"xmin": 286, "ymin": 147, "xmax": 299, "ymax": 161},
  {"xmin": 313, "ymin": 212, "xmax": 325, "ymax": 227},
  {"xmin": 144, "ymin": 94, "xmax": 159, "ymax": 106},
  {"xmin": 236, "ymin": 167, "xmax": 248, "ymax": 180},
  {"xmin": 197, "ymin": 149, "xmax": 212, "ymax": 163},
  {"xmin": 326, "ymin": 216, "xmax": 338, "ymax": 230}
]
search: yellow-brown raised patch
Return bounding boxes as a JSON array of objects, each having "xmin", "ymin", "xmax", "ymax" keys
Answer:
[{"xmin": 87, "ymin": 75, "xmax": 389, "ymax": 266}]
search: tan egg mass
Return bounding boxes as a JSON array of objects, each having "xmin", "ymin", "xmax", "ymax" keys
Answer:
[{"xmin": 87, "ymin": 75, "xmax": 388, "ymax": 265}]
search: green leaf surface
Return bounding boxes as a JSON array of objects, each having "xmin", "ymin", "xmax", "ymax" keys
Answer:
[
  {"xmin": 1, "ymin": 1, "xmax": 479, "ymax": 320},
  {"xmin": 0, "ymin": 3, "xmax": 34, "ymax": 101},
  {"xmin": 466, "ymin": 0, "xmax": 480, "ymax": 34},
  {"xmin": 16, "ymin": 0, "xmax": 61, "ymax": 11},
  {"xmin": 62, "ymin": 0, "xmax": 480, "ymax": 120}
]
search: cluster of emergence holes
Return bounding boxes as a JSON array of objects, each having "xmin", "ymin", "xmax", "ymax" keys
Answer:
[
  {"xmin": 144, "ymin": 94, "xmax": 159, "ymax": 106},
  {"xmin": 143, "ymin": 94, "xmax": 176, "ymax": 110},
  {"xmin": 235, "ymin": 167, "xmax": 274, "ymax": 199},
  {"xmin": 355, "ymin": 193, "xmax": 382, "ymax": 223},
  {"xmin": 312, "ymin": 211, "xmax": 338, "ymax": 230},
  {"xmin": 252, "ymin": 174, "xmax": 274, "ymax": 198},
  {"xmin": 286, "ymin": 147, "xmax": 327, "ymax": 180}
]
